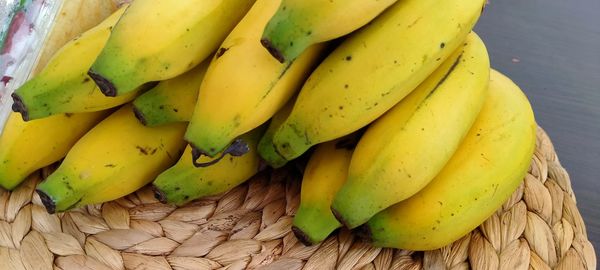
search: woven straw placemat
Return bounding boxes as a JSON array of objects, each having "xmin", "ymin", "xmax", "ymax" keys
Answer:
[{"xmin": 0, "ymin": 127, "xmax": 596, "ymax": 270}]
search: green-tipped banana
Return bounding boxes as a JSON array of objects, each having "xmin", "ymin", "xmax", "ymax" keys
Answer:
[
  {"xmin": 0, "ymin": 111, "xmax": 109, "ymax": 190},
  {"xmin": 292, "ymin": 137, "xmax": 356, "ymax": 246},
  {"xmin": 272, "ymin": 0, "xmax": 486, "ymax": 161},
  {"xmin": 11, "ymin": 5, "xmax": 135, "ymax": 121},
  {"xmin": 261, "ymin": 0, "xmax": 398, "ymax": 62},
  {"xmin": 257, "ymin": 97, "xmax": 295, "ymax": 168},
  {"xmin": 31, "ymin": 0, "xmax": 119, "ymax": 76},
  {"xmin": 363, "ymin": 69, "xmax": 536, "ymax": 251},
  {"xmin": 89, "ymin": 0, "xmax": 255, "ymax": 97},
  {"xmin": 132, "ymin": 60, "xmax": 210, "ymax": 126},
  {"xmin": 36, "ymin": 105, "xmax": 186, "ymax": 213},
  {"xmin": 153, "ymin": 127, "xmax": 265, "ymax": 206},
  {"xmin": 184, "ymin": 0, "xmax": 327, "ymax": 159},
  {"xmin": 331, "ymin": 32, "xmax": 490, "ymax": 229}
]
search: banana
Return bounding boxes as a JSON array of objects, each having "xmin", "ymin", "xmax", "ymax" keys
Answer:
[
  {"xmin": 184, "ymin": 0, "xmax": 327, "ymax": 159},
  {"xmin": 153, "ymin": 127, "xmax": 265, "ymax": 206},
  {"xmin": 0, "ymin": 111, "xmax": 109, "ymax": 190},
  {"xmin": 10, "ymin": 5, "xmax": 136, "ymax": 121},
  {"xmin": 257, "ymin": 97, "xmax": 295, "ymax": 168},
  {"xmin": 292, "ymin": 137, "xmax": 356, "ymax": 246},
  {"xmin": 88, "ymin": 0, "xmax": 255, "ymax": 97},
  {"xmin": 363, "ymin": 69, "xmax": 537, "ymax": 250},
  {"xmin": 36, "ymin": 104, "xmax": 186, "ymax": 213},
  {"xmin": 331, "ymin": 32, "xmax": 490, "ymax": 229},
  {"xmin": 272, "ymin": 0, "xmax": 486, "ymax": 161},
  {"xmin": 261, "ymin": 0, "xmax": 398, "ymax": 63},
  {"xmin": 132, "ymin": 60, "xmax": 210, "ymax": 127},
  {"xmin": 31, "ymin": 0, "xmax": 118, "ymax": 76}
]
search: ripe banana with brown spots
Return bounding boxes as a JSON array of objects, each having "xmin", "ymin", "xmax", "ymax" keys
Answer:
[
  {"xmin": 331, "ymin": 32, "xmax": 490, "ymax": 229},
  {"xmin": 363, "ymin": 69, "xmax": 536, "ymax": 250},
  {"xmin": 271, "ymin": 0, "xmax": 487, "ymax": 161},
  {"xmin": 36, "ymin": 104, "xmax": 186, "ymax": 213}
]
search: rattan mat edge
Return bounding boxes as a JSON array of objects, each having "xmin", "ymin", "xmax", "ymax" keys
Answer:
[{"xmin": 0, "ymin": 126, "xmax": 596, "ymax": 270}]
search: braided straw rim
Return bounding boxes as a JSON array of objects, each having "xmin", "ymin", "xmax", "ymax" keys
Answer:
[{"xmin": 0, "ymin": 127, "xmax": 596, "ymax": 270}]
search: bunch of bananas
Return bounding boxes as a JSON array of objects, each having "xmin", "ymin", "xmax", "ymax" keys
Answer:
[{"xmin": 0, "ymin": 0, "xmax": 537, "ymax": 251}]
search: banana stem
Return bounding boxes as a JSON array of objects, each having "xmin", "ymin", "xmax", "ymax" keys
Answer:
[
  {"xmin": 10, "ymin": 93, "xmax": 28, "ymax": 121},
  {"xmin": 191, "ymin": 139, "xmax": 250, "ymax": 167}
]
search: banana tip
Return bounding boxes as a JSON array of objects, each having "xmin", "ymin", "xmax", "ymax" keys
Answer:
[
  {"xmin": 152, "ymin": 185, "xmax": 168, "ymax": 204},
  {"xmin": 356, "ymin": 224, "xmax": 374, "ymax": 242},
  {"xmin": 132, "ymin": 106, "xmax": 148, "ymax": 126},
  {"xmin": 36, "ymin": 189, "xmax": 56, "ymax": 214},
  {"xmin": 10, "ymin": 93, "xmax": 29, "ymax": 121},
  {"xmin": 260, "ymin": 38, "xmax": 285, "ymax": 63},
  {"xmin": 291, "ymin": 226, "xmax": 314, "ymax": 246},
  {"xmin": 88, "ymin": 70, "xmax": 117, "ymax": 97},
  {"xmin": 331, "ymin": 206, "xmax": 351, "ymax": 229}
]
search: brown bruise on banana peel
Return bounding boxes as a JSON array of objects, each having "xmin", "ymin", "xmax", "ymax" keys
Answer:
[
  {"xmin": 426, "ymin": 54, "xmax": 464, "ymax": 100},
  {"xmin": 136, "ymin": 146, "xmax": 158, "ymax": 156},
  {"xmin": 261, "ymin": 38, "xmax": 286, "ymax": 63},
  {"xmin": 10, "ymin": 93, "xmax": 29, "ymax": 121},
  {"xmin": 88, "ymin": 69, "xmax": 117, "ymax": 97}
]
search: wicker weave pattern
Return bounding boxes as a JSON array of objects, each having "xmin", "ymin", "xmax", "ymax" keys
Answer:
[{"xmin": 0, "ymin": 127, "xmax": 596, "ymax": 270}]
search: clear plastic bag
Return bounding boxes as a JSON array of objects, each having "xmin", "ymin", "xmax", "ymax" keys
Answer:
[{"xmin": 0, "ymin": 0, "xmax": 62, "ymax": 133}]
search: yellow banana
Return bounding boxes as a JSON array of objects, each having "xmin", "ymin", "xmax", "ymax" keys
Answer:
[
  {"xmin": 184, "ymin": 0, "xmax": 326, "ymax": 159},
  {"xmin": 272, "ymin": 0, "xmax": 486, "ymax": 161},
  {"xmin": 11, "ymin": 5, "xmax": 136, "ymax": 121},
  {"xmin": 363, "ymin": 69, "xmax": 536, "ymax": 250},
  {"xmin": 153, "ymin": 127, "xmax": 264, "ymax": 206},
  {"xmin": 331, "ymin": 33, "xmax": 490, "ymax": 229},
  {"xmin": 36, "ymin": 105, "xmax": 186, "ymax": 213},
  {"xmin": 32, "ymin": 0, "xmax": 118, "ymax": 75},
  {"xmin": 89, "ymin": 0, "xmax": 256, "ymax": 97},
  {"xmin": 261, "ymin": 0, "xmax": 398, "ymax": 62},
  {"xmin": 257, "ymin": 97, "xmax": 295, "ymax": 169},
  {"xmin": 293, "ymin": 137, "xmax": 355, "ymax": 246},
  {"xmin": 0, "ymin": 111, "xmax": 109, "ymax": 190},
  {"xmin": 132, "ymin": 60, "xmax": 210, "ymax": 127}
]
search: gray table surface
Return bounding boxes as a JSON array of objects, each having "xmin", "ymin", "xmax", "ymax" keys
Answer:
[{"xmin": 475, "ymin": 0, "xmax": 600, "ymax": 250}]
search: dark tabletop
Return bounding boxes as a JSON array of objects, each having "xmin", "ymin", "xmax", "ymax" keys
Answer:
[{"xmin": 475, "ymin": 0, "xmax": 600, "ymax": 250}]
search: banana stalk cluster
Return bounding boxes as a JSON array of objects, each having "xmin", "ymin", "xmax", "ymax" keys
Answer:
[{"xmin": 0, "ymin": 0, "xmax": 536, "ymax": 251}]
